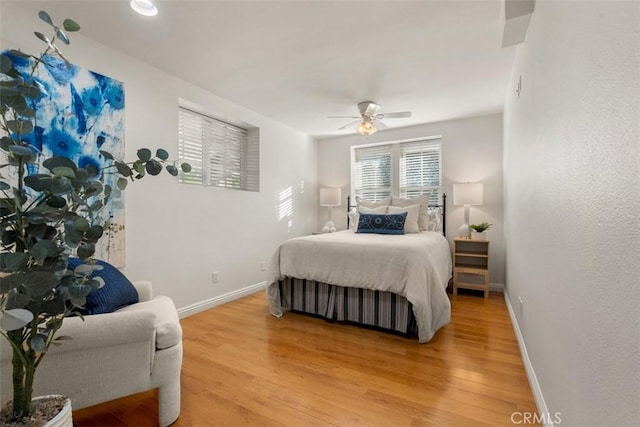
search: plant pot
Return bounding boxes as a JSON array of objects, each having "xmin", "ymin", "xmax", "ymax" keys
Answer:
[
  {"xmin": 471, "ymin": 231, "xmax": 487, "ymax": 241},
  {"xmin": 42, "ymin": 396, "xmax": 72, "ymax": 427},
  {"xmin": 29, "ymin": 395, "xmax": 73, "ymax": 427}
]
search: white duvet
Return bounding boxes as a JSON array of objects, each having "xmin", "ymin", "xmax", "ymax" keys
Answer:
[{"xmin": 266, "ymin": 230, "xmax": 452, "ymax": 343}]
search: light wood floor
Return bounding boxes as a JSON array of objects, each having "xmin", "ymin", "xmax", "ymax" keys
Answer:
[{"xmin": 73, "ymin": 290, "xmax": 538, "ymax": 426}]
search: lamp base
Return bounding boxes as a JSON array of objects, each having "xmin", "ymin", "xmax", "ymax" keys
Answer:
[
  {"xmin": 458, "ymin": 223, "xmax": 471, "ymax": 238},
  {"xmin": 322, "ymin": 220, "xmax": 337, "ymax": 233}
]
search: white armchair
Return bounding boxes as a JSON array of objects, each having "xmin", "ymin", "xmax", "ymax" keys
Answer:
[{"xmin": 0, "ymin": 281, "xmax": 183, "ymax": 427}]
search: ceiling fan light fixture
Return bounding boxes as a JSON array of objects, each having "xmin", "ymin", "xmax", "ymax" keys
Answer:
[
  {"xmin": 357, "ymin": 120, "xmax": 377, "ymax": 135},
  {"xmin": 130, "ymin": 0, "xmax": 158, "ymax": 17}
]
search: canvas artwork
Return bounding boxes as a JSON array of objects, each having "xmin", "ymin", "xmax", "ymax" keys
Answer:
[{"xmin": 5, "ymin": 52, "xmax": 126, "ymax": 266}]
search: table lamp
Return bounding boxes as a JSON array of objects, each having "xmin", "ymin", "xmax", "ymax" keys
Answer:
[
  {"xmin": 453, "ymin": 182, "xmax": 483, "ymax": 238},
  {"xmin": 320, "ymin": 188, "xmax": 341, "ymax": 233}
]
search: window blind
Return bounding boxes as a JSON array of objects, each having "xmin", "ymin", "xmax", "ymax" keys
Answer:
[
  {"xmin": 178, "ymin": 107, "xmax": 259, "ymax": 191},
  {"xmin": 353, "ymin": 144, "xmax": 393, "ymax": 201},
  {"xmin": 399, "ymin": 139, "xmax": 441, "ymax": 205}
]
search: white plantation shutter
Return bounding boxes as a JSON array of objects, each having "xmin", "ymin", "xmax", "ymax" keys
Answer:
[
  {"xmin": 352, "ymin": 138, "xmax": 441, "ymax": 204},
  {"xmin": 400, "ymin": 139, "xmax": 441, "ymax": 204},
  {"xmin": 353, "ymin": 144, "xmax": 392, "ymax": 201},
  {"xmin": 178, "ymin": 107, "xmax": 259, "ymax": 191}
]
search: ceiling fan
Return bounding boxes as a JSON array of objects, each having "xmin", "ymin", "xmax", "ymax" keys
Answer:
[{"xmin": 328, "ymin": 101, "xmax": 412, "ymax": 135}]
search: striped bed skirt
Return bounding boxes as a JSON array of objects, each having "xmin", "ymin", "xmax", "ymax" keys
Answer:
[{"xmin": 278, "ymin": 277, "xmax": 418, "ymax": 337}]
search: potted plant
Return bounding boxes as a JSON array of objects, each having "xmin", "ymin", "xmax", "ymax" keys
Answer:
[
  {"xmin": 0, "ymin": 11, "xmax": 190, "ymax": 425},
  {"xmin": 470, "ymin": 222, "xmax": 492, "ymax": 240}
]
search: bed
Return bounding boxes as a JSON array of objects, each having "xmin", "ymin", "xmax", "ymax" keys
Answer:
[{"xmin": 266, "ymin": 195, "xmax": 452, "ymax": 343}]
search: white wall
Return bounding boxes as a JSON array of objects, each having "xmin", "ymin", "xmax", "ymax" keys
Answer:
[
  {"xmin": 1, "ymin": 4, "xmax": 318, "ymax": 310},
  {"xmin": 318, "ymin": 113, "xmax": 505, "ymax": 285},
  {"xmin": 503, "ymin": 1, "xmax": 639, "ymax": 426}
]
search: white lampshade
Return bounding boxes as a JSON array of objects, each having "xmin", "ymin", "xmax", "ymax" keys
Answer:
[
  {"xmin": 453, "ymin": 183, "xmax": 483, "ymax": 206},
  {"xmin": 319, "ymin": 188, "xmax": 342, "ymax": 207}
]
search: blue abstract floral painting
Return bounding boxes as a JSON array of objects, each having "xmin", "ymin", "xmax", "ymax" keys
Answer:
[{"xmin": 5, "ymin": 52, "xmax": 126, "ymax": 266}]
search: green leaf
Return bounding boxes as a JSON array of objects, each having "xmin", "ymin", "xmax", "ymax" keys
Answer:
[
  {"xmin": 146, "ymin": 159, "xmax": 162, "ymax": 176},
  {"xmin": 156, "ymin": 148, "xmax": 169, "ymax": 161},
  {"xmin": 23, "ymin": 270, "xmax": 59, "ymax": 296},
  {"xmin": 43, "ymin": 157, "xmax": 77, "ymax": 175},
  {"xmin": 99, "ymin": 150, "xmax": 114, "ymax": 160},
  {"xmin": 89, "ymin": 199, "xmax": 103, "ymax": 211},
  {"xmin": 51, "ymin": 166, "xmax": 76, "ymax": 179},
  {"xmin": 6, "ymin": 292, "xmax": 31, "ymax": 310},
  {"xmin": 0, "ymin": 253, "xmax": 30, "ymax": 272},
  {"xmin": 41, "ymin": 298, "xmax": 65, "ymax": 316},
  {"xmin": 63, "ymin": 18, "xmax": 80, "ymax": 32},
  {"xmin": 56, "ymin": 28, "xmax": 70, "ymax": 45},
  {"xmin": 137, "ymin": 148, "xmax": 152, "ymax": 162},
  {"xmin": 77, "ymin": 242, "xmax": 95, "ymax": 259},
  {"xmin": 73, "ymin": 263, "xmax": 102, "ymax": 277},
  {"xmin": 8, "ymin": 49, "xmax": 30, "ymax": 59},
  {"xmin": 29, "ymin": 335, "xmax": 48, "ymax": 353},
  {"xmin": 83, "ymin": 180, "xmax": 103, "ymax": 198},
  {"xmin": 8, "ymin": 145, "xmax": 33, "ymax": 158},
  {"xmin": 0, "ymin": 273, "xmax": 22, "ymax": 293},
  {"xmin": 70, "ymin": 217, "xmax": 90, "ymax": 232},
  {"xmin": 24, "ymin": 174, "xmax": 50, "ymax": 192},
  {"xmin": 64, "ymin": 228, "xmax": 83, "ymax": 247},
  {"xmin": 117, "ymin": 177, "xmax": 128, "ymax": 190},
  {"xmin": 1, "ymin": 230, "xmax": 18, "ymax": 246},
  {"xmin": 85, "ymin": 163, "xmax": 99, "ymax": 177},
  {"xmin": 85, "ymin": 225, "xmax": 104, "ymax": 243},
  {"xmin": 115, "ymin": 162, "xmax": 132, "ymax": 177},
  {"xmin": 49, "ymin": 176, "xmax": 73, "ymax": 195},
  {"xmin": 19, "ymin": 107, "xmax": 36, "ymax": 118},
  {"xmin": 29, "ymin": 240, "xmax": 64, "ymax": 261},
  {"xmin": 181, "ymin": 163, "xmax": 192, "ymax": 173},
  {"xmin": 18, "ymin": 83, "xmax": 41, "ymax": 99},
  {"xmin": 38, "ymin": 10, "xmax": 54, "ymax": 25},
  {"xmin": 0, "ymin": 309, "xmax": 34, "ymax": 332},
  {"xmin": 46, "ymin": 195, "xmax": 67, "ymax": 208},
  {"xmin": 0, "ymin": 55, "xmax": 12, "ymax": 74},
  {"xmin": 166, "ymin": 165, "xmax": 178, "ymax": 176}
]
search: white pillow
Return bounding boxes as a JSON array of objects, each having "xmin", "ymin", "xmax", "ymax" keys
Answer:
[
  {"xmin": 391, "ymin": 196, "xmax": 429, "ymax": 231},
  {"xmin": 387, "ymin": 204, "xmax": 421, "ymax": 233},
  {"xmin": 348, "ymin": 205, "xmax": 388, "ymax": 232},
  {"xmin": 355, "ymin": 196, "xmax": 391, "ymax": 210}
]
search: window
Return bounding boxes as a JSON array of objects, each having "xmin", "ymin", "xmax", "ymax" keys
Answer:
[
  {"xmin": 178, "ymin": 107, "xmax": 259, "ymax": 191},
  {"xmin": 399, "ymin": 139, "xmax": 441, "ymax": 204},
  {"xmin": 352, "ymin": 137, "xmax": 441, "ymax": 203},
  {"xmin": 353, "ymin": 144, "xmax": 392, "ymax": 201}
]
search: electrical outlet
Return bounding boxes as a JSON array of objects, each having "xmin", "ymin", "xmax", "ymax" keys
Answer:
[
  {"xmin": 212, "ymin": 272, "xmax": 219, "ymax": 284},
  {"xmin": 260, "ymin": 261, "xmax": 266, "ymax": 271}
]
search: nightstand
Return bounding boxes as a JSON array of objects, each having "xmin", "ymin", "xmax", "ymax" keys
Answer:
[{"xmin": 453, "ymin": 238, "xmax": 489, "ymax": 298}]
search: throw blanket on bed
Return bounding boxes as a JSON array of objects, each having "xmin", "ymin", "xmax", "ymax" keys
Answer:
[{"xmin": 266, "ymin": 230, "xmax": 452, "ymax": 343}]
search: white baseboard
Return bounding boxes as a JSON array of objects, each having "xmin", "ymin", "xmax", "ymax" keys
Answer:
[
  {"xmin": 504, "ymin": 289, "xmax": 554, "ymax": 427},
  {"xmin": 489, "ymin": 282, "xmax": 505, "ymax": 292},
  {"xmin": 177, "ymin": 281, "xmax": 267, "ymax": 318}
]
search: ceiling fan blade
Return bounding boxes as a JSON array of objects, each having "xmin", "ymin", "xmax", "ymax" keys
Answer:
[
  {"xmin": 376, "ymin": 111, "xmax": 412, "ymax": 119},
  {"xmin": 374, "ymin": 120, "xmax": 388, "ymax": 130},
  {"xmin": 328, "ymin": 115, "xmax": 361, "ymax": 119},
  {"xmin": 338, "ymin": 119, "xmax": 360, "ymax": 130}
]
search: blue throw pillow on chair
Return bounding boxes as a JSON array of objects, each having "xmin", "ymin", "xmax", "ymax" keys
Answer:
[
  {"xmin": 67, "ymin": 258, "xmax": 139, "ymax": 315},
  {"xmin": 356, "ymin": 212, "xmax": 407, "ymax": 235}
]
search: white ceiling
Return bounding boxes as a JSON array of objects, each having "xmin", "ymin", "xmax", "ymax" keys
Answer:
[{"xmin": 11, "ymin": 0, "xmax": 515, "ymax": 138}]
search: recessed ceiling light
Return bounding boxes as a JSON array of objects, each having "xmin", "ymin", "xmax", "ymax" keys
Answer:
[{"xmin": 130, "ymin": 0, "xmax": 158, "ymax": 17}]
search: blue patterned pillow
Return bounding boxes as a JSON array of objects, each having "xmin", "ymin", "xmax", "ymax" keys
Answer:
[
  {"xmin": 356, "ymin": 212, "xmax": 407, "ymax": 235},
  {"xmin": 67, "ymin": 258, "xmax": 139, "ymax": 314}
]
